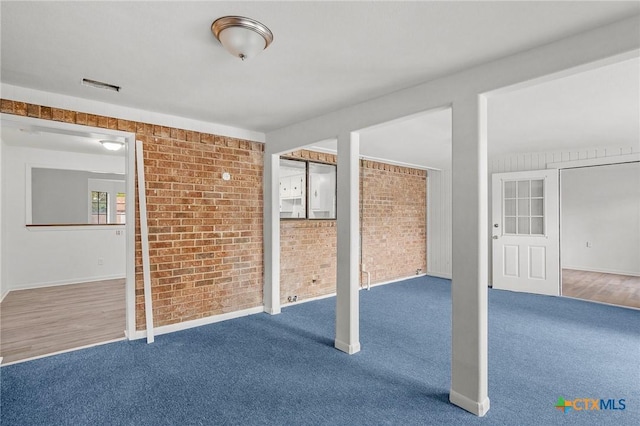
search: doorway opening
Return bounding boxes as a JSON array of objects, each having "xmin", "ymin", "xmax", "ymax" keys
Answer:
[
  {"xmin": 560, "ymin": 161, "xmax": 640, "ymax": 309},
  {"xmin": 0, "ymin": 115, "xmax": 136, "ymax": 364}
]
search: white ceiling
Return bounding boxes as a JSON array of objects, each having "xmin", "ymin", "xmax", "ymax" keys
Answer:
[
  {"xmin": 1, "ymin": 1, "xmax": 639, "ymax": 169},
  {"xmin": 1, "ymin": 126, "xmax": 126, "ymax": 158},
  {"xmin": 311, "ymin": 57, "xmax": 640, "ymax": 170}
]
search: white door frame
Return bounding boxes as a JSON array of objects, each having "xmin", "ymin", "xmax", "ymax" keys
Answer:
[
  {"xmin": 492, "ymin": 169, "xmax": 560, "ymax": 295},
  {"xmin": 0, "ymin": 113, "xmax": 137, "ymax": 339},
  {"xmin": 550, "ymin": 152, "xmax": 640, "ymax": 294}
]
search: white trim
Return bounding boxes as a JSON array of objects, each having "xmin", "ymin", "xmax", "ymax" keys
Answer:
[
  {"xmin": 367, "ymin": 273, "xmax": 429, "ymax": 289},
  {"xmin": 334, "ymin": 339, "xmax": 361, "ymax": 355},
  {"xmin": 281, "ymin": 274, "xmax": 430, "ymax": 309},
  {"xmin": 547, "ymin": 153, "xmax": 639, "ymax": 170},
  {"xmin": 1, "ymin": 114, "xmax": 136, "ymax": 341},
  {"xmin": 0, "ymin": 337, "xmax": 126, "ymax": 367},
  {"xmin": 426, "ymin": 272, "xmax": 452, "ymax": 280},
  {"xmin": 563, "ymin": 266, "xmax": 640, "ymax": 278},
  {"xmin": 4, "ymin": 275, "xmax": 126, "ymax": 292},
  {"xmin": 0, "ymin": 290, "xmax": 8, "ymax": 303},
  {"xmin": 281, "ymin": 291, "xmax": 337, "ymax": 308},
  {"xmin": 135, "ymin": 140, "xmax": 154, "ymax": 344},
  {"xmin": 125, "ymin": 132, "xmax": 137, "ymax": 340},
  {"xmin": 449, "ymin": 390, "xmax": 490, "ymax": 417},
  {"xmin": 1, "ymin": 83, "xmax": 265, "ymax": 143},
  {"xmin": 129, "ymin": 306, "xmax": 264, "ymax": 340},
  {"xmin": 25, "ymin": 224, "xmax": 126, "ymax": 232}
]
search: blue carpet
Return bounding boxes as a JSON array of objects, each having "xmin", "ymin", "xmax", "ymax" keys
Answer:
[{"xmin": 1, "ymin": 276, "xmax": 638, "ymax": 425}]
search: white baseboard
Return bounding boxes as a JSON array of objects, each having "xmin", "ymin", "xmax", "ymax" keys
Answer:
[
  {"xmin": 563, "ymin": 266, "xmax": 640, "ymax": 277},
  {"xmin": 450, "ymin": 389, "xmax": 490, "ymax": 417},
  {"xmin": 280, "ymin": 274, "xmax": 429, "ymax": 309},
  {"xmin": 367, "ymin": 273, "xmax": 430, "ymax": 288},
  {"xmin": 0, "ymin": 289, "xmax": 8, "ymax": 303},
  {"xmin": 426, "ymin": 271, "xmax": 452, "ymax": 280},
  {"xmin": 6, "ymin": 275, "xmax": 126, "ymax": 293},
  {"xmin": 129, "ymin": 306, "xmax": 264, "ymax": 340},
  {"xmin": 281, "ymin": 291, "xmax": 336, "ymax": 308}
]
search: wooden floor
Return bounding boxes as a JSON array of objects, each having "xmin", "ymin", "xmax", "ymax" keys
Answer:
[
  {"xmin": 562, "ymin": 269, "xmax": 640, "ymax": 309},
  {"xmin": 1, "ymin": 279, "xmax": 125, "ymax": 365}
]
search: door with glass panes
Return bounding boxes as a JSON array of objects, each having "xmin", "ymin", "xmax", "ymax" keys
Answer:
[{"xmin": 492, "ymin": 169, "xmax": 560, "ymax": 296}]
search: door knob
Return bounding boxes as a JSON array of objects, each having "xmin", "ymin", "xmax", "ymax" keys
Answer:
[{"xmin": 492, "ymin": 235, "xmax": 499, "ymax": 239}]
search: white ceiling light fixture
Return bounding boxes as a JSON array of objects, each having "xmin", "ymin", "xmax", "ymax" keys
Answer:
[
  {"xmin": 100, "ymin": 140, "xmax": 125, "ymax": 151},
  {"xmin": 211, "ymin": 16, "xmax": 273, "ymax": 61}
]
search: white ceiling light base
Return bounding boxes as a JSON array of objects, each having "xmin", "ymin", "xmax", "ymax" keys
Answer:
[
  {"xmin": 211, "ymin": 16, "xmax": 273, "ymax": 61},
  {"xmin": 100, "ymin": 140, "xmax": 125, "ymax": 151}
]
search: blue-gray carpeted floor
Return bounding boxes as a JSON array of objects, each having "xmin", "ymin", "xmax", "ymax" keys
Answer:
[{"xmin": 1, "ymin": 276, "xmax": 639, "ymax": 425}]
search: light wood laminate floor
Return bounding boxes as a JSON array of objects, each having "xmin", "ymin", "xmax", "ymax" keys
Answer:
[
  {"xmin": 562, "ymin": 269, "xmax": 640, "ymax": 309},
  {"xmin": 1, "ymin": 279, "xmax": 125, "ymax": 365}
]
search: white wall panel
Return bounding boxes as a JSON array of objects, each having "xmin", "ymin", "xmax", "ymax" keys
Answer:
[
  {"xmin": 561, "ymin": 162, "xmax": 640, "ymax": 276},
  {"xmin": 427, "ymin": 169, "xmax": 452, "ymax": 278},
  {"xmin": 490, "ymin": 145, "xmax": 639, "ymax": 173}
]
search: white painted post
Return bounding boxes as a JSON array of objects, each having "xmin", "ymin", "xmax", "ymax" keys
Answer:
[
  {"xmin": 335, "ymin": 132, "xmax": 360, "ymax": 354},
  {"xmin": 135, "ymin": 140, "xmax": 155, "ymax": 344},
  {"xmin": 263, "ymin": 153, "xmax": 281, "ymax": 315},
  {"xmin": 449, "ymin": 96, "xmax": 489, "ymax": 415}
]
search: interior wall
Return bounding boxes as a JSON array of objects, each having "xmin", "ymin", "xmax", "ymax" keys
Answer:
[
  {"xmin": 361, "ymin": 159, "xmax": 427, "ymax": 284},
  {"xmin": 1, "ymin": 143, "xmax": 126, "ymax": 290},
  {"xmin": 561, "ymin": 162, "xmax": 640, "ymax": 276},
  {"xmin": 32, "ymin": 169, "xmax": 124, "ymax": 224},
  {"xmin": 279, "ymin": 150, "xmax": 427, "ymax": 304},
  {"xmin": 427, "ymin": 169, "xmax": 452, "ymax": 278}
]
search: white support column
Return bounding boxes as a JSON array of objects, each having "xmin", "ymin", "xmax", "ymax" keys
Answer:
[
  {"xmin": 335, "ymin": 131, "xmax": 361, "ymax": 354},
  {"xmin": 449, "ymin": 95, "xmax": 490, "ymax": 416},
  {"xmin": 263, "ymin": 153, "xmax": 281, "ymax": 315}
]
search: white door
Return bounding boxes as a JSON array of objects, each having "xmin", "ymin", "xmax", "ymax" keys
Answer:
[{"xmin": 492, "ymin": 169, "xmax": 560, "ymax": 296}]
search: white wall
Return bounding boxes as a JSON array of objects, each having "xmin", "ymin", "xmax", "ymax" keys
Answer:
[
  {"xmin": 32, "ymin": 169, "xmax": 124, "ymax": 224},
  {"xmin": 1, "ymin": 143, "xmax": 126, "ymax": 291},
  {"xmin": 561, "ymin": 162, "xmax": 640, "ymax": 275},
  {"xmin": 427, "ymin": 169, "xmax": 452, "ymax": 278}
]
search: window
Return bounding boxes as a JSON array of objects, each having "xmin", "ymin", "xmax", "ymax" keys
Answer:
[
  {"xmin": 116, "ymin": 192, "xmax": 126, "ymax": 224},
  {"xmin": 279, "ymin": 158, "xmax": 336, "ymax": 220},
  {"xmin": 91, "ymin": 191, "xmax": 108, "ymax": 224},
  {"xmin": 280, "ymin": 159, "xmax": 307, "ymax": 219},
  {"xmin": 503, "ymin": 179, "xmax": 544, "ymax": 235},
  {"xmin": 308, "ymin": 162, "xmax": 336, "ymax": 219}
]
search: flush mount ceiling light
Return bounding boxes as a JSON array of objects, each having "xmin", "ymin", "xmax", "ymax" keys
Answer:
[
  {"xmin": 211, "ymin": 16, "xmax": 273, "ymax": 61},
  {"xmin": 100, "ymin": 140, "xmax": 125, "ymax": 151}
]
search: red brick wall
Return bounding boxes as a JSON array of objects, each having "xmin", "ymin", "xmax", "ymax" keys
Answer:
[
  {"xmin": 280, "ymin": 150, "xmax": 427, "ymax": 303},
  {"xmin": 361, "ymin": 160, "xmax": 427, "ymax": 284},
  {"xmin": 1, "ymin": 99, "xmax": 264, "ymax": 329},
  {"xmin": 281, "ymin": 220, "xmax": 337, "ymax": 303}
]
